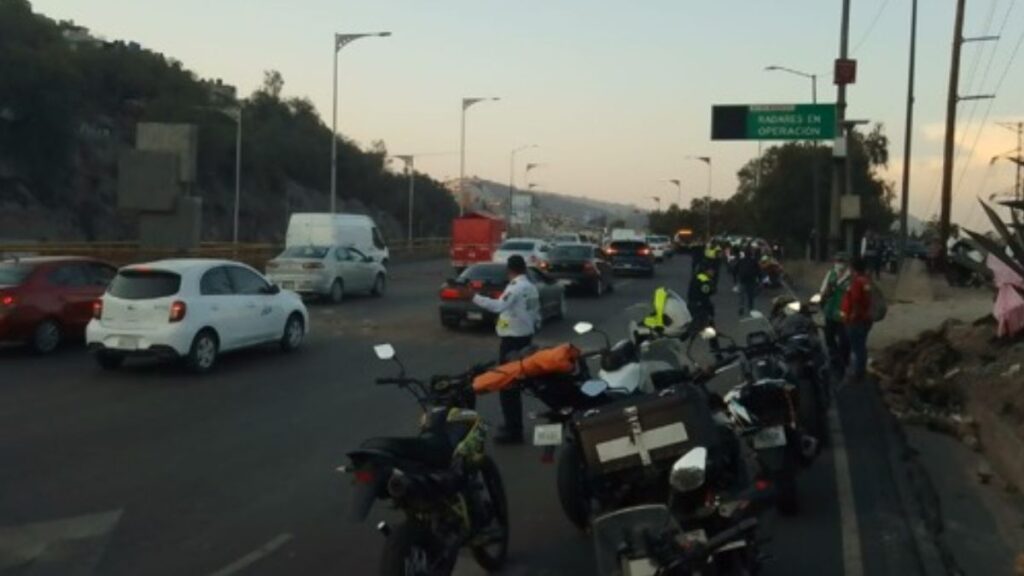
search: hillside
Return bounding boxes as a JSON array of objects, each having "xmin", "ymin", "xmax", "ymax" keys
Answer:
[
  {"xmin": 0, "ymin": 0, "xmax": 459, "ymax": 243},
  {"xmin": 469, "ymin": 179, "xmax": 647, "ymax": 231}
]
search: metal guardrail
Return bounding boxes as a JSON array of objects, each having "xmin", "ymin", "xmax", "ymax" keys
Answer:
[{"xmin": 0, "ymin": 238, "xmax": 451, "ymax": 269}]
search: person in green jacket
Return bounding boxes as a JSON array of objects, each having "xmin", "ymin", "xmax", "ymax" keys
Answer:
[{"xmin": 819, "ymin": 252, "xmax": 851, "ymax": 374}]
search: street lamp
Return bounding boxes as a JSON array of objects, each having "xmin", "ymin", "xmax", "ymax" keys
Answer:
[
  {"xmin": 509, "ymin": 145, "xmax": 538, "ymax": 223},
  {"xmin": 392, "ymin": 155, "xmax": 415, "ymax": 248},
  {"xmin": 460, "ymin": 97, "xmax": 500, "ymax": 215},
  {"xmin": 688, "ymin": 156, "xmax": 712, "ymax": 241},
  {"xmin": 766, "ymin": 64, "xmax": 821, "ymax": 259},
  {"xmin": 650, "ymin": 196, "xmax": 662, "ymax": 212},
  {"xmin": 764, "ymin": 65, "xmax": 818, "ymax": 103},
  {"xmin": 663, "ymin": 179, "xmax": 682, "ymax": 207},
  {"xmin": 331, "ymin": 31, "xmax": 391, "ymax": 214}
]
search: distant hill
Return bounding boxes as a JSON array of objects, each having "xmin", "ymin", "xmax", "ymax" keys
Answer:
[{"xmin": 467, "ymin": 179, "xmax": 648, "ymax": 231}]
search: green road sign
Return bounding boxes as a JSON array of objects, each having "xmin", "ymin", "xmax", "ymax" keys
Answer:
[{"xmin": 712, "ymin": 104, "xmax": 837, "ymax": 141}]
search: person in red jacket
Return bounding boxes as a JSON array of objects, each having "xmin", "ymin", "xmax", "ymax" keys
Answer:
[{"xmin": 841, "ymin": 256, "xmax": 873, "ymax": 382}]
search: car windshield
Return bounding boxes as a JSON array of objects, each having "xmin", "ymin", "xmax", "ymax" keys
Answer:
[
  {"xmin": 108, "ymin": 270, "xmax": 182, "ymax": 299},
  {"xmin": 279, "ymin": 246, "xmax": 329, "ymax": 259},
  {"xmin": 500, "ymin": 241, "xmax": 535, "ymax": 251},
  {"xmin": 550, "ymin": 245, "xmax": 592, "ymax": 260},
  {"xmin": 0, "ymin": 263, "xmax": 33, "ymax": 286},
  {"xmin": 458, "ymin": 264, "xmax": 507, "ymax": 284}
]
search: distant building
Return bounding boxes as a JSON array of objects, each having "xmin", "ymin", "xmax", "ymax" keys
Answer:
[{"xmin": 58, "ymin": 21, "xmax": 103, "ymax": 50}]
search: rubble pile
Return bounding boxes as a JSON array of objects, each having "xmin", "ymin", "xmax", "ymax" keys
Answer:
[{"xmin": 872, "ymin": 318, "xmax": 1024, "ymax": 452}]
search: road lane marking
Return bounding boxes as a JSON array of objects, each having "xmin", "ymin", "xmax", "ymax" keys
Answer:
[
  {"xmin": 208, "ymin": 533, "xmax": 293, "ymax": 576},
  {"xmin": 831, "ymin": 406, "xmax": 865, "ymax": 576},
  {"xmin": 0, "ymin": 509, "xmax": 123, "ymax": 571}
]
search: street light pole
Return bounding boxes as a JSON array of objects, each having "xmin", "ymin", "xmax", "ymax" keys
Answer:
[
  {"xmin": 765, "ymin": 64, "xmax": 821, "ymax": 259},
  {"xmin": 509, "ymin": 145, "xmax": 537, "ymax": 225},
  {"xmin": 331, "ymin": 31, "xmax": 391, "ymax": 214},
  {"xmin": 664, "ymin": 179, "xmax": 682, "ymax": 207},
  {"xmin": 232, "ymin": 108, "xmax": 242, "ymax": 244},
  {"xmin": 394, "ymin": 155, "xmax": 415, "ymax": 248},
  {"xmin": 688, "ymin": 156, "xmax": 712, "ymax": 241},
  {"xmin": 459, "ymin": 97, "xmax": 500, "ymax": 216},
  {"xmin": 650, "ymin": 196, "xmax": 662, "ymax": 212},
  {"xmin": 899, "ymin": 0, "xmax": 919, "ymax": 255}
]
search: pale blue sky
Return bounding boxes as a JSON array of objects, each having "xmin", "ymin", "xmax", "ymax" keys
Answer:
[{"xmin": 32, "ymin": 0, "xmax": 1024, "ymax": 228}]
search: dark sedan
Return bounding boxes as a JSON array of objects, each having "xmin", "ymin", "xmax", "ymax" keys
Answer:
[
  {"xmin": 438, "ymin": 263, "xmax": 566, "ymax": 329},
  {"xmin": 541, "ymin": 243, "xmax": 614, "ymax": 296},
  {"xmin": 606, "ymin": 240, "xmax": 655, "ymax": 277}
]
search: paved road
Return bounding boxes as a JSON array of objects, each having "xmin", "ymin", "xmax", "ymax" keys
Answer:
[{"xmin": 0, "ymin": 257, "xmax": 930, "ymax": 575}]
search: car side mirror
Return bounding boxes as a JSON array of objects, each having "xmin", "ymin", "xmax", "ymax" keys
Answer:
[
  {"xmin": 264, "ymin": 284, "xmax": 281, "ymax": 295},
  {"xmin": 363, "ymin": 256, "xmax": 374, "ymax": 263}
]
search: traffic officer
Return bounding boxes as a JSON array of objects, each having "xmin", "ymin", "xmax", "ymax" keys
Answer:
[
  {"xmin": 472, "ymin": 255, "xmax": 541, "ymax": 444},
  {"xmin": 687, "ymin": 267, "xmax": 716, "ymax": 329}
]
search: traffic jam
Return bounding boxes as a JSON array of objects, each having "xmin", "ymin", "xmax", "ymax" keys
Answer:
[{"xmin": 0, "ymin": 207, "xmax": 822, "ymax": 576}]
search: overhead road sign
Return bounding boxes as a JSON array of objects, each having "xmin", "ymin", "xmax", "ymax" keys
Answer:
[{"xmin": 711, "ymin": 104, "xmax": 837, "ymax": 141}]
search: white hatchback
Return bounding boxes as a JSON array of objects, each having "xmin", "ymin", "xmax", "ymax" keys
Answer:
[
  {"xmin": 492, "ymin": 238, "xmax": 550, "ymax": 268},
  {"xmin": 86, "ymin": 259, "xmax": 309, "ymax": 373}
]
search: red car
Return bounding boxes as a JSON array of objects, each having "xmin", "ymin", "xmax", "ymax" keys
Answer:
[{"xmin": 0, "ymin": 257, "xmax": 117, "ymax": 353}]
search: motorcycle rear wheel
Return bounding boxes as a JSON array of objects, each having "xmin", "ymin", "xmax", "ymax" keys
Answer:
[
  {"xmin": 470, "ymin": 456, "xmax": 509, "ymax": 571},
  {"xmin": 379, "ymin": 522, "xmax": 452, "ymax": 576},
  {"xmin": 557, "ymin": 443, "xmax": 591, "ymax": 530}
]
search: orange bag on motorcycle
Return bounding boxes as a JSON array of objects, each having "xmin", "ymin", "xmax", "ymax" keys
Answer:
[{"xmin": 472, "ymin": 343, "xmax": 580, "ymax": 393}]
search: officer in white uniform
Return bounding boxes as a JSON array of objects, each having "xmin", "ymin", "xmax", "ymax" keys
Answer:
[{"xmin": 473, "ymin": 255, "xmax": 540, "ymax": 443}]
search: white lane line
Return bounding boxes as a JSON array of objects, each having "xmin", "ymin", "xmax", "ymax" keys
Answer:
[
  {"xmin": 208, "ymin": 533, "xmax": 293, "ymax": 576},
  {"xmin": 830, "ymin": 406, "xmax": 865, "ymax": 576}
]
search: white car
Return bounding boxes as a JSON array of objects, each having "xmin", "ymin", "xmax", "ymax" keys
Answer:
[
  {"xmin": 492, "ymin": 238, "xmax": 550, "ymax": 268},
  {"xmin": 646, "ymin": 235, "xmax": 673, "ymax": 261},
  {"xmin": 86, "ymin": 259, "xmax": 309, "ymax": 373},
  {"xmin": 265, "ymin": 245, "xmax": 386, "ymax": 303}
]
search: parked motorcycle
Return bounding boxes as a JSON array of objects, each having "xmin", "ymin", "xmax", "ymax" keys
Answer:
[
  {"xmin": 701, "ymin": 326, "xmax": 818, "ymax": 515},
  {"xmin": 342, "ymin": 344, "xmax": 508, "ymax": 576},
  {"xmin": 593, "ymin": 448, "xmax": 775, "ymax": 576}
]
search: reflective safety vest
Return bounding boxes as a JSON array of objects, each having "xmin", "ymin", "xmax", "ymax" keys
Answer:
[
  {"xmin": 643, "ymin": 287, "xmax": 669, "ymax": 329},
  {"xmin": 696, "ymin": 273, "xmax": 712, "ymax": 295}
]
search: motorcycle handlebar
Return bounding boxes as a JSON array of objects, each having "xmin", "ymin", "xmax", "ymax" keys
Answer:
[{"xmin": 376, "ymin": 377, "xmax": 417, "ymax": 386}]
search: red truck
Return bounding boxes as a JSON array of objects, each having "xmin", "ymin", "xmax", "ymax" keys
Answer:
[{"xmin": 450, "ymin": 212, "xmax": 506, "ymax": 271}]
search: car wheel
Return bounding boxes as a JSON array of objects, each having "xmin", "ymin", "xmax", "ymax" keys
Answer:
[
  {"xmin": 328, "ymin": 279, "xmax": 344, "ymax": 304},
  {"xmin": 185, "ymin": 330, "xmax": 219, "ymax": 374},
  {"xmin": 31, "ymin": 320, "xmax": 62, "ymax": 354},
  {"xmin": 371, "ymin": 274, "xmax": 386, "ymax": 297},
  {"xmin": 280, "ymin": 313, "xmax": 304, "ymax": 352},
  {"xmin": 95, "ymin": 351, "xmax": 125, "ymax": 370}
]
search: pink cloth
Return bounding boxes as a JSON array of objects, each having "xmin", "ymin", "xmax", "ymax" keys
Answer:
[{"xmin": 987, "ymin": 253, "xmax": 1024, "ymax": 338}]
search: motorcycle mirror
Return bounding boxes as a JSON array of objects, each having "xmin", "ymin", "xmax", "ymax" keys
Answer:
[
  {"xmin": 809, "ymin": 293, "xmax": 822, "ymax": 305},
  {"xmin": 373, "ymin": 343, "xmax": 396, "ymax": 361},
  {"xmin": 785, "ymin": 301, "xmax": 801, "ymax": 315},
  {"xmin": 700, "ymin": 327, "xmax": 718, "ymax": 340},
  {"xmin": 669, "ymin": 447, "xmax": 708, "ymax": 493},
  {"xmin": 580, "ymin": 379, "xmax": 609, "ymax": 397},
  {"xmin": 573, "ymin": 321, "xmax": 594, "ymax": 335}
]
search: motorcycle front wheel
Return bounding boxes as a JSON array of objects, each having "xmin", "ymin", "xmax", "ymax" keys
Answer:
[
  {"xmin": 379, "ymin": 522, "xmax": 452, "ymax": 576},
  {"xmin": 470, "ymin": 455, "xmax": 509, "ymax": 571}
]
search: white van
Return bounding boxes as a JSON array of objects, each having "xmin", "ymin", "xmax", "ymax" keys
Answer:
[{"xmin": 285, "ymin": 213, "xmax": 390, "ymax": 265}]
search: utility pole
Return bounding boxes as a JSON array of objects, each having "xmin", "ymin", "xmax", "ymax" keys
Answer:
[
  {"xmin": 899, "ymin": 0, "xmax": 918, "ymax": 255},
  {"xmin": 939, "ymin": 0, "xmax": 997, "ymax": 263},
  {"xmin": 829, "ymin": 0, "xmax": 852, "ymax": 256},
  {"xmin": 996, "ymin": 122, "xmax": 1023, "ymax": 200}
]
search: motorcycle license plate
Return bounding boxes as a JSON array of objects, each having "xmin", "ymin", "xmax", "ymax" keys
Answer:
[
  {"xmin": 752, "ymin": 425, "xmax": 787, "ymax": 449},
  {"xmin": 533, "ymin": 424, "xmax": 563, "ymax": 446},
  {"xmin": 623, "ymin": 558, "xmax": 659, "ymax": 576},
  {"xmin": 466, "ymin": 311, "xmax": 483, "ymax": 321}
]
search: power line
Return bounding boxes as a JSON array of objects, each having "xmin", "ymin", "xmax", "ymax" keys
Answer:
[{"xmin": 852, "ymin": 0, "xmax": 895, "ymax": 54}]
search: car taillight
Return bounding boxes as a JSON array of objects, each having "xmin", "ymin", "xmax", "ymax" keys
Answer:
[
  {"xmin": 539, "ymin": 261, "xmax": 549, "ymax": 270},
  {"xmin": 92, "ymin": 299, "xmax": 103, "ymax": 319},
  {"xmin": 0, "ymin": 294, "xmax": 14, "ymax": 307},
  {"xmin": 440, "ymin": 287, "xmax": 463, "ymax": 300},
  {"xmin": 639, "ymin": 248, "xmax": 652, "ymax": 256},
  {"xmin": 302, "ymin": 262, "xmax": 324, "ymax": 270},
  {"xmin": 605, "ymin": 248, "xmax": 617, "ymax": 255},
  {"xmin": 354, "ymin": 469, "xmax": 375, "ymax": 485},
  {"xmin": 169, "ymin": 300, "xmax": 187, "ymax": 323}
]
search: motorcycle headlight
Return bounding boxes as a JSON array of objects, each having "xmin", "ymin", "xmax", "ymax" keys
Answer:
[{"xmin": 669, "ymin": 447, "xmax": 708, "ymax": 493}]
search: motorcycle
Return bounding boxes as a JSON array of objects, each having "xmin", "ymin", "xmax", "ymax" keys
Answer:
[
  {"xmin": 593, "ymin": 447, "xmax": 775, "ymax": 576},
  {"xmin": 770, "ymin": 297, "xmax": 832, "ymax": 444},
  {"xmin": 342, "ymin": 344, "xmax": 508, "ymax": 576},
  {"xmin": 700, "ymin": 325, "xmax": 817, "ymax": 516}
]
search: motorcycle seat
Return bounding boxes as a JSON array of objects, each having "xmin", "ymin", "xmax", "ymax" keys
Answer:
[{"xmin": 359, "ymin": 434, "xmax": 453, "ymax": 468}]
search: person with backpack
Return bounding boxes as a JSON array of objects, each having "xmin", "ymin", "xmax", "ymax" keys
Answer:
[
  {"xmin": 819, "ymin": 252, "xmax": 851, "ymax": 375},
  {"xmin": 841, "ymin": 256, "xmax": 874, "ymax": 383}
]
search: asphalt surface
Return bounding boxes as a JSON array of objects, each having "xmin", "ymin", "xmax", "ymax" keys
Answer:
[{"xmin": 0, "ymin": 257, "xmax": 931, "ymax": 576}]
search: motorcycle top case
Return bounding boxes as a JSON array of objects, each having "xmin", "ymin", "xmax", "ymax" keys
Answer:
[{"xmin": 573, "ymin": 383, "xmax": 719, "ymax": 477}]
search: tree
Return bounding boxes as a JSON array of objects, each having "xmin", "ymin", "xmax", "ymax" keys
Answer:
[{"xmin": 260, "ymin": 70, "xmax": 284, "ymax": 100}]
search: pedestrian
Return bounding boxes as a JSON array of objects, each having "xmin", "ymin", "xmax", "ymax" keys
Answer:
[
  {"xmin": 735, "ymin": 248, "xmax": 760, "ymax": 316},
  {"xmin": 687, "ymin": 267, "xmax": 716, "ymax": 329},
  {"xmin": 841, "ymin": 256, "xmax": 873, "ymax": 383},
  {"xmin": 819, "ymin": 252, "xmax": 851, "ymax": 375},
  {"xmin": 861, "ymin": 230, "xmax": 882, "ymax": 279},
  {"xmin": 472, "ymin": 255, "xmax": 541, "ymax": 444}
]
